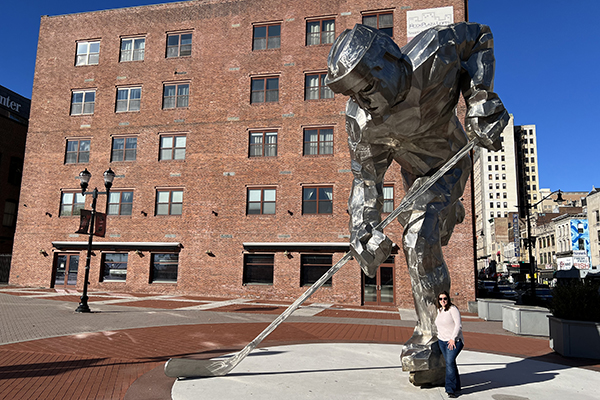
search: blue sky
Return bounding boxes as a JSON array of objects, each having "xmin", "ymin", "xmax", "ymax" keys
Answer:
[{"xmin": 1, "ymin": 1, "xmax": 598, "ymax": 192}]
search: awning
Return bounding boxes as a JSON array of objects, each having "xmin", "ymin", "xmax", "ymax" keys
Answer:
[
  {"xmin": 243, "ymin": 242, "xmax": 350, "ymax": 252},
  {"xmin": 242, "ymin": 242, "xmax": 399, "ymax": 254},
  {"xmin": 52, "ymin": 241, "xmax": 182, "ymax": 252}
]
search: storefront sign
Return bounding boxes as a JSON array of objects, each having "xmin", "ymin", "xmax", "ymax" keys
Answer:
[
  {"xmin": 573, "ymin": 250, "xmax": 590, "ymax": 269},
  {"xmin": 557, "ymin": 257, "xmax": 573, "ymax": 270},
  {"xmin": 0, "ymin": 85, "xmax": 30, "ymax": 120}
]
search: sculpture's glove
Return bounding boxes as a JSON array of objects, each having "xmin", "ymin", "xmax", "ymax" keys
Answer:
[
  {"xmin": 464, "ymin": 97, "xmax": 509, "ymax": 152},
  {"xmin": 350, "ymin": 222, "xmax": 393, "ymax": 278}
]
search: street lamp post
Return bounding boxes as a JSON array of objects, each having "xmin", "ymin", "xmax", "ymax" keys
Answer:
[
  {"xmin": 523, "ymin": 189, "xmax": 564, "ymax": 305},
  {"xmin": 75, "ymin": 168, "xmax": 116, "ymax": 313}
]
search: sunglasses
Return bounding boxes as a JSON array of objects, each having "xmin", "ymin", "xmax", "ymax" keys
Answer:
[{"xmin": 438, "ymin": 297, "xmax": 448, "ymax": 301}]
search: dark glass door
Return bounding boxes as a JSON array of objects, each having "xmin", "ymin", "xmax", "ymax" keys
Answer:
[
  {"xmin": 53, "ymin": 254, "xmax": 79, "ymax": 287},
  {"xmin": 363, "ymin": 257, "xmax": 395, "ymax": 305}
]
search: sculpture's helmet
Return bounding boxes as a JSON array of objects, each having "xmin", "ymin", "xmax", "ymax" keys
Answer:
[{"xmin": 326, "ymin": 24, "xmax": 403, "ymax": 96}]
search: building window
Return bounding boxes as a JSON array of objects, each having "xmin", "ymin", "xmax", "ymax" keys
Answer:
[
  {"xmin": 303, "ymin": 186, "xmax": 333, "ymax": 214},
  {"xmin": 247, "ymin": 188, "xmax": 276, "ymax": 215},
  {"xmin": 253, "ymin": 24, "xmax": 281, "ymax": 50},
  {"xmin": 160, "ymin": 135, "xmax": 186, "ymax": 161},
  {"xmin": 65, "ymin": 139, "xmax": 90, "ymax": 164},
  {"xmin": 305, "ymin": 73, "xmax": 334, "ymax": 100},
  {"xmin": 488, "ymin": 165, "xmax": 492, "ymax": 171},
  {"xmin": 490, "ymin": 212, "xmax": 494, "ymax": 218},
  {"xmin": 107, "ymin": 191, "xmax": 133, "ymax": 215},
  {"xmin": 487, "ymin": 156, "xmax": 491, "ymax": 161},
  {"xmin": 251, "ymin": 77, "xmax": 279, "ymax": 103},
  {"xmin": 490, "ymin": 202, "xmax": 494, "ymax": 208},
  {"xmin": 101, "ymin": 253, "xmax": 128, "ymax": 281},
  {"xmin": 71, "ymin": 90, "xmax": 95, "ymax": 115},
  {"xmin": 243, "ymin": 254, "xmax": 274, "ymax": 285},
  {"xmin": 120, "ymin": 37, "xmax": 145, "ymax": 62},
  {"xmin": 362, "ymin": 12, "xmax": 393, "ymax": 36},
  {"xmin": 503, "ymin": 202, "xmax": 507, "ymax": 208},
  {"xmin": 306, "ymin": 19, "xmax": 335, "ymax": 45},
  {"xmin": 383, "ymin": 185, "xmax": 394, "ymax": 213},
  {"xmin": 60, "ymin": 192, "xmax": 85, "ymax": 217},
  {"xmin": 116, "ymin": 87, "xmax": 141, "ymax": 112},
  {"xmin": 489, "ymin": 193, "xmax": 493, "ymax": 199},
  {"xmin": 501, "ymin": 155, "xmax": 505, "ymax": 161},
  {"xmin": 503, "ymin": 192, "xmax": 507, "ymax": 199},
  {"xmin": 151, "ymin": 253, "xmax": 178, "ymax": 282},
  {"xmin": 166, "ymin": 32, "xmax": 192, "ymax": 57},
  {"xmin": 163, "ymin": 83, "xmax": 189, "ymax": 109},
  {"xmin": 300, "ymin": 254, "xmax": 332, "ymax": 287},
  {"xmin": 249, "ymin": 131, "xmax": 277, "ymax": 157},
  {"xmin": 156, "ymin": 189, "xmax": 183, "ymax": 215},
  {"xmin": 502, "ymin": 183, "xmax": 506, "ymax": 189},
  {"xmin": 501, "ymin": 165, "xmax": 506, "ymax": 170},
  {"xmin": 2, "ymin": 200, "xmax": 17, "ymax": 227},
  {"xmin": 304, "ymin": 127, "xmax": 333, "ymax": 155},
  {"xmin": 496, "ymin": 183, "xmax": 500, "ymax": 189},
  {"xmin": 488, "ymin": 184, "xmax": 493, "ymax": 190},
  {"xmin": 75, "ymin": 40, "xmax": 100, "ymax": 66},
  {"xmin": 495, "ymin": 165, "xmax": 498, "ymax": 171},
  {"xmin": 111, "ymin": 137, "xmax": 137, "ymax": 162}
]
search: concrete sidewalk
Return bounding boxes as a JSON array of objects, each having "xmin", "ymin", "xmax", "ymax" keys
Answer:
[{"xmin": 0, "ymin": 287, "xmax": 598, "ymax": 400}]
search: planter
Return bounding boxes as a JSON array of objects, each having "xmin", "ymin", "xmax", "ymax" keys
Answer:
[
  {"xmin": 502, "ymin": 305, "xmax": 550, "ymax": 336},
  {"xmin": 549, "ymin": 316, "xmax": 600, "ymax": 359},
  {"xmin": 477, "ymin": 298, "xmax": 515, "ymax": 321}
]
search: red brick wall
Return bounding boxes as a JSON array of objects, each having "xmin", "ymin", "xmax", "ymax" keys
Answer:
[{"xmin": 11, "ymin": 0, "xmax": 474, "ymax": 309}]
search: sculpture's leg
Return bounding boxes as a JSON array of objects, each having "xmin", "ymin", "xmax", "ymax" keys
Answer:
[
  {"xmin": 400, "ymin": 208, "xmax": 448, "ymax": 386},
  {"xmin": 398, "ymin": 157, "xmax": 470, "ymax": 386}
]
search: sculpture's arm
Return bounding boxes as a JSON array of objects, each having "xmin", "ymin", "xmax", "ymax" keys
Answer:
[
  {"xmin": 457, "ymin": 23, "xmax": 509, "ymax": 151},
  {"xmin": 346, "ymin": 100, "xmax": 393, "ymax": 276}
]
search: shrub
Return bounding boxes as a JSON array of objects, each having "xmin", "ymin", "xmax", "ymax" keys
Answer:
[{"xmin": 549, "ymin": 280, "xmax": 600, "ymax": 322}]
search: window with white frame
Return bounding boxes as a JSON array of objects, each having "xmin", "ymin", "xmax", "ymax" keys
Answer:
[
  {"xmin": 71, "ymin": 90, "xmax": 95, "ymax": 115},
  {"xmin": 75, "ymin": 40, "xmax": 100, "ymax": 66},
  {"xmin": 120, "ymin": 37, "xmax": 145, "ymax": 62},
  {"xmin": 116, "ymin": 87, "xmax": 141, "ymax": 112}
]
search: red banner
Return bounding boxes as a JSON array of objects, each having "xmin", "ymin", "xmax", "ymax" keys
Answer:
[
  {"xmin": 76, "ymin": 210, "xmax": 91, "ymax": 234},
  {"xmin": 94, "ymin": 212, "xmax": 107, "ymax": 237}
]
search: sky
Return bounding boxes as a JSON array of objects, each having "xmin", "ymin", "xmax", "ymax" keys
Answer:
[{"xmin": 1, "ymin": 1, "xmax": 598, "ymax": 192}]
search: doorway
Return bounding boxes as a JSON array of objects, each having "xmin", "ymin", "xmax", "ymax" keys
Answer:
[
  {"xmin": 362, "ymin": 256, "xmax": 395, "ymax": 305},
  {"xmin": 52, "ymin": 253, "xmax": 80, "ymax": 287}
]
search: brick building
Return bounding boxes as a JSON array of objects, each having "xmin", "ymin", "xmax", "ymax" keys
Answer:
[
  {"xmin": 0, "ymin": 85, "xmax": 30, "ymax": 282},
  {"xmin": 11, "ymin": 0, "xmax": 476, "ymax": 309}
]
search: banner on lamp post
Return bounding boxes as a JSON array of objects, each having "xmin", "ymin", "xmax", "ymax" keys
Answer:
[
  {"xmin": 94, "ymin": 212, "xmax": 107, "ymax": 237},
  {"xmin": 76, "ymin": 210, "xmax": 91, "ymax": 234}
]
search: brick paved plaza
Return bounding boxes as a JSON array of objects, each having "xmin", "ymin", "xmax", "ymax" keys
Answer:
[{"xmin": 1, "ymin": 286, "xmax": 598, "ymax": 399}]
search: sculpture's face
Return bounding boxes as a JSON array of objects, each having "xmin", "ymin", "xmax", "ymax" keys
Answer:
[{"xmin": 350, "ymin": 58, "xmax": 401, "ymax": 120}]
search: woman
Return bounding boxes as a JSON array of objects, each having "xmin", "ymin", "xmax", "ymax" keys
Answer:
[{"xmin": 435, "ymin": 291, "xmax": 464, "ymax": 398}]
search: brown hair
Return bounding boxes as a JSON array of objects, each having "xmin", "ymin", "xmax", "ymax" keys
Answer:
[{"xmin": 437, "ymin": 290, "xmax": 453, "ymax": 311}]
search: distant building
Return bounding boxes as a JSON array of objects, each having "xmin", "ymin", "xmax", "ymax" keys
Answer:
[
  {"xmin": 0, "ymin": 85, "xmax": 30, "ymax": 282},
  {"xmin": 585, "ymin": 187, "xmax": 600, "ymax": 269},
  {"xmin": 10, "ymin": 1, "xmax": 478, "ymax": 309}
]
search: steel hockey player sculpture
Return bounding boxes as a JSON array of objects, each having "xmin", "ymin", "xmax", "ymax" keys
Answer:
[{"xmin": 326, "ymin": 22, "xmax": 508, "ymax": 385}]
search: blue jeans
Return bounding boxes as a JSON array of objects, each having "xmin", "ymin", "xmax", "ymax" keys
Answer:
[{"xmin": 438, "ymin": 339, "xmax": 464, "ymax": 394}]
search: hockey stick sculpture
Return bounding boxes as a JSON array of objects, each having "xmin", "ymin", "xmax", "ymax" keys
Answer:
[{"xmin": 164, "ymin": 138, "xmax": 477, "ymax": 378}]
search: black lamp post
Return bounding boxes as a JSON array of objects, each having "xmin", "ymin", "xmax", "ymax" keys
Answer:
[
  {"xmin": 75, "ymin": 168, "xmax": 116, "ymax": 313},
  {"xmin": 523, "ymin": 189, "xmax": 564, "ymax": 304}
]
